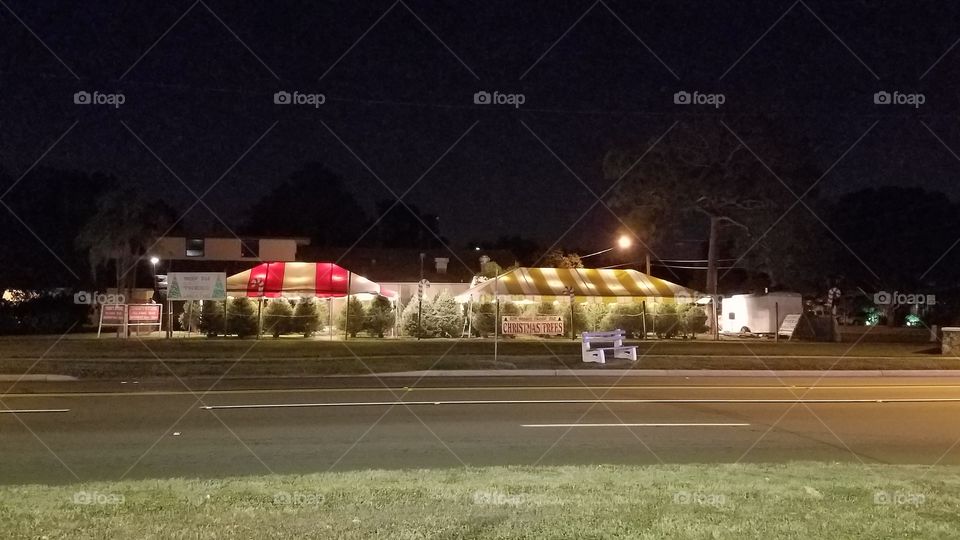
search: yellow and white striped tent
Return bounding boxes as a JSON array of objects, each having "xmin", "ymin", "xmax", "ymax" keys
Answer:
[{"xmin": 454, "ymin": 267, "xmax": 701, "ymax": 304}]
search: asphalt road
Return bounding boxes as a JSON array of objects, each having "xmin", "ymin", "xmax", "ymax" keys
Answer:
[{"xmin": 3, "ymin": 376, "xmax": 960, "ymax": 485}]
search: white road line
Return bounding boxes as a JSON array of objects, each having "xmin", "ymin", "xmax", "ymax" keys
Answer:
[
  {"xmin": 523, "ymin": 423, "xmax": 750, "ymax": 428},
  {"xmin": 200, "ymin": 397, "xmax": 960, "ymax": 410},
  {"xmin": 0, "ymin": 408, "xmax": 70, "ymax": 414}
]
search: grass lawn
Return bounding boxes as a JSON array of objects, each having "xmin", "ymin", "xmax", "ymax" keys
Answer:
[
  {"xmin": 0, "ymin": 335, "xmax": 954, "ymax": 379},
  {"xmin": 2, "ymin": 463, "xmax": 957, "ymax": 539}
]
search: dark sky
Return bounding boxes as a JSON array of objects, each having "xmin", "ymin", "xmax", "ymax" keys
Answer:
[{"xmin": 2, "ymin": 0, "xmax": 959, "ymax": 250}]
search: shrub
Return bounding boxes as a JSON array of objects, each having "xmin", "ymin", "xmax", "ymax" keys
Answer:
[
  {"xmin": 199, "ymin": 300, "xmax": 225, "ymax": 337},
  {"xmin": 0, "ymin": 292, "xmax": 88, "ymax": 335},
  {"xmin": 654, "ymin": 303, "xmax": 679, "ymax": 338},
  {"xmin": 364, "ymin": 296, "xmax": 396, "ymax": 338},
  {"xmin": 226, "ymin": 297, "xmax": 258, "ymax": 338},
  {"xmin": 470, "ymin": 302, "xmax": 496, "ymax": 337},
  {"xmin": 679, "ymin": 304, "xmax": 708, "ymax": 335},
  {"xmin": 600, "ymin": 304, "xmax": 646, "ymax": 337},
  {"xmin": 178, "ymin": 300, "xmax": 201, "ymax": 333},
  {"xmin": 560, "ymin": 302, "xmax": 588, "ymax": 338},
  {"xmin": 263, "ymin": 298, "xmax": 294, "ymax": 338},
  {"xmin": 429, "ymin": 291, "xmax": 463, "ymax": 338},
  {"xmin": 293, "ymin": 298, "xmax": 323, "ymax": 337},
  {"xmin": 582, "ymin": 303, "xmax": 609, "ymax": 333},
  {"xmin": 402, "ymin": 291, "xmax": 463, "ymax": 338},
  {"xmin": 336, "ymin": 297, "xmax": 366, "ymax": 338}
]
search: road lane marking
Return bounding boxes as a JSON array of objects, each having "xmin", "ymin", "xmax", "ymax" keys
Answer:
[
  {"xmin": 11, "ymin": 384, "xmax": 960, "ymax": 398},
  {"xmin": 0, "ymin": 408, "xmax": 70, "ymax": 414},
  {"xmin": 200, "ymin": 397, "xmax": 960, "ymax": 410},
  {"xmin": 522, "ymin": 423, "xmax": 750, "ymax": 428}
]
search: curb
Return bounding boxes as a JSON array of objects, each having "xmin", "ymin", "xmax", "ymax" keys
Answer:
[{"xmin": 350, "ymin": 369, "xmax": 960, "ymax": 378}]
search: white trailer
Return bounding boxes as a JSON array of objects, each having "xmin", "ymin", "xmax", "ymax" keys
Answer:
[{"xmin": 721, "ymin": 292, "xmax": 803, "ymax": 335}]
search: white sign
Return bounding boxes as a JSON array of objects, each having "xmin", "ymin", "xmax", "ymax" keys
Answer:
[
  {"xmin": 778, "ymin": 313, "xmax": 802, "ymax": 339},
  {"xmin": 501, "ymin": 316, "xmax": 564, "ymax": 336},
  {"xmin": 167, "ymin": 272, "xmax": 227, "ymax": 301}
]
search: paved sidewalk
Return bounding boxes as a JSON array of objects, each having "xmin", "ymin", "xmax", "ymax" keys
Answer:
[{"xmin": 0, "ymin": 374, "xmax": 78, "ymax": 382}]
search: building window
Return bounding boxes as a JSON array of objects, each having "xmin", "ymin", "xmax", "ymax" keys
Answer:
[
  {"xmin": 241, "ymin": 239, "xmax": 259, "ymax": 258},
  {"xmin": 186, "ymin": 238, "xmax": 205, "ymax": 257}
]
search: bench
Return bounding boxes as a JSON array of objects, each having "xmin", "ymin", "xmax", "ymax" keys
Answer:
[{"xmin": 581, "ymin": 330, "xmax": 638, "ymax": 364}]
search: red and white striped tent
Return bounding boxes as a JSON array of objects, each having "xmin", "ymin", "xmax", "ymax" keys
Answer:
[{"xmin": 226, "ymin": 262, "xmax": 394, "ymax": 299}]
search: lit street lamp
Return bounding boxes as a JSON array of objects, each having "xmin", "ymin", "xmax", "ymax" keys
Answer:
[
  {"xmin": 149, "ymin": 256, "xmax": 160, "ymax": 292},
  {"xmin": 580, "ymin": 234, "xmax": 633, "ymax": 260}
]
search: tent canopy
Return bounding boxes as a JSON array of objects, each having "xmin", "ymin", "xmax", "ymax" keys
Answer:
[
  {"xmin": 226, "ymin": 262, "xmax": 393, "ymax": 299},
  {"xmin": 454, "ymin": 267, "xmax": 700, "ymax": 304}
]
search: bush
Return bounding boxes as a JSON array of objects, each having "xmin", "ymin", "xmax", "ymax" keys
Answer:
[
  {"xmin": 0, "ymin": 292, "xmax": 88, "ymax": 335},
  {"xmin": 200, "ymin": 300, "xmax": 225, "ymax": 336},
  {"xmin": 364, "ymin": 296, "xmax": 396, "ymax": 338},
  {"xmin": 430, "ymin": 291, "xmax": 463, "ymax": 338},
  {"xmin": 533, "ymin": 302, "xmax": 558, "ymax": 316},
  {"xmin": 653, "ymin": 303, "xmax": 679, "ymax": 338},
  {"xmin": 292, "ymin": 298, "xmax": 324, "ymax": 337},
  {"xmin": 582, "ymin": 303, "xmax": 609, "ymax": 333},
  {"xmin": 600, "ymin": 304, "xmax": 646, "ymax": 337},
  {"xmin": 679, "ymin": 304, "xmax": 708, "ymax": 335},
  {"xmin": 401, "ymin": 291, "xmax": 463, "ymax": 338},
  {"xmin": 336, "ymin": 297, "xmax": 365, "ymax": 338},
  {"xmin": 470, "ymin": 302, "xmax": 496, "ymax": 337},
  {"xmin": 401, "ymin": 297, "xmax": 422, "ymax": 337},
  {"xmin": 560, "ymin": 303, "xmax": 588, "ymax": 338},
  {"xmin": 263, "ymin": 298, "xmax": 294, "ymax": 338},
  {"xmin": 226, "ymin": 297, "xmax": 258, "ymax": 338},
  {"xmin": 178, "ymin": 300, "xmax": 201, "ymax": 333}
]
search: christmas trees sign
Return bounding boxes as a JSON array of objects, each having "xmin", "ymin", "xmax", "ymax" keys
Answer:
[{"xmin": 167, "ymin": 272, "xmax": 228, "ymax": 301}]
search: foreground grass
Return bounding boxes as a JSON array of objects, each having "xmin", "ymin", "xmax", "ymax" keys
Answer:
[
  {"xmin": 0, "ymin": 335, "xmax": 952, "ymax": 378},
  {"xmin": 2, "ymin": 464, "xmax": 958, "ymax": 539}
]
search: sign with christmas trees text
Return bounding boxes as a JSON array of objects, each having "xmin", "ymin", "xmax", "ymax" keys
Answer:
[{"xmin": 167, "ymin": 272, "xmax": 227, "ymax": 301}]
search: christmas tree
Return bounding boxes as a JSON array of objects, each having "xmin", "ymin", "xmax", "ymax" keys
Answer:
[
  {"xmin": 212, "ymin": 276, "xmax": 225, "ymax": 299},
  {"xmin": 168, "ymin": 276, "xmax": 182, "ymax": 299}
]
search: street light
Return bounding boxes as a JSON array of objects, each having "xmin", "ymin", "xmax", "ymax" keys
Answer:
[
  {"xmin": 149, "ymin": 256, "xmax": 160, "ymax": 294},
  {"xmin": 580, "ymin": 234, "xmax": 633, "ymax": 260}
]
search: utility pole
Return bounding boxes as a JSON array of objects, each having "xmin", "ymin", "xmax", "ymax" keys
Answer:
[{"xmin": 706, "ymin": 216, "xmax": 720, "ymax": 341}]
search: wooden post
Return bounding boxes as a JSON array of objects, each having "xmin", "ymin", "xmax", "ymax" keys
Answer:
[
  {"xmin": 494, "ymin": 274, "xmax": 500, "ymax": 362},
  {"xmin": 641, "ymin": 300, "xmax": 647, "ymax": 339},
  {"xmin": 713, "ymin": 295, "xmax": 720, "ymax": 341}
]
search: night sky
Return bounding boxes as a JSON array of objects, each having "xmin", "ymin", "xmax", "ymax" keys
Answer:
[{"xmin": 2, "ymin": 0, "xmax": 959, "ymax": 249}]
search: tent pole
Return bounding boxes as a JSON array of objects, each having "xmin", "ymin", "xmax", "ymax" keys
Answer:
[
  {"xmin": 467, "ymin": 296, "xmax": 473, "ymax": 337},
  {"xmin": 344, "ymin": 272, "xmax": 352, "ymax": 341}
]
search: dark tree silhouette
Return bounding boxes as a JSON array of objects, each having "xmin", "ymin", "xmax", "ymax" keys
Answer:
[{"xmin": 244, "ymin": 163, "xmax": 369, "ymax": 246}]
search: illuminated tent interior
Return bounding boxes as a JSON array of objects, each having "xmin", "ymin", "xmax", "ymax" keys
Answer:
[
  {"xmin": 454, "ymin": 267, "xmax": 701, "ymax": 304},
  {"xmin": 225, "ymin": 262, "xmax": 395, "ymax": 299}
]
